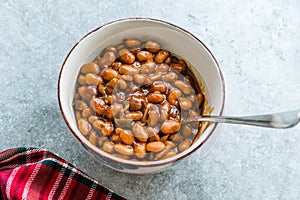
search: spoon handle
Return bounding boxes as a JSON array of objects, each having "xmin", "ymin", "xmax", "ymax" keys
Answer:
[{"xmin": 182, "ymin": 109, "xmax": 300, "ymax": 128}]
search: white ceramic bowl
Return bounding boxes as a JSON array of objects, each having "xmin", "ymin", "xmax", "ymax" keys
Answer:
[{"xmin": 58, "ymin": 18, "xmax": 225, "ymax": 174}]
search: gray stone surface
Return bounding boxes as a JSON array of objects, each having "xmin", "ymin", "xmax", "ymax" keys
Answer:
[{"xmin": 0, "ymin": 0, "xmax": 300, "ymax": 199}]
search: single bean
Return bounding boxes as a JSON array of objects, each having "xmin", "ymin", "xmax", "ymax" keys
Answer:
[
  {"xmin": 146, "ymin": 141, "xmax": 166, "ymax": 152},
  {"xmin": 140, "ymin": 61, "xmax": 156, "ymax": 74},
  {"xmin": 147, "ymin": 91, "xmax": 164, "ymax": 104},
  {"xmin": 103, "ymin": 141, "xmax": 115, "ymax": 153},
  {"xmin": 80, "ymin": 62, "xmax": 100, "ymax": 74},
  {"xmin": 179, "ymin": 97, "xmax": 193, "ymax": 110},
  {"xmin": 82, "ymin": 108, "xmax": 91, "ymax": 118},
  {"xmin": 88, "ymin": 130, "xmax": 98, "ymax": 146},
  {"xmin": 105, "ymin": 78, "xmax": 118, "ymax": 95},
  {"xmin": 136, "ymin": 50, "xmax": 152, "ymax": 62},
  {"xmin": 88, "ymin": 116, "xmax": 98, "ymax": 124},
  {"xmin": 156, "ymin": 63, "xmax": 169, "ymax": 73},
  {"xmin": 99, "ymin": 51, "xmax": 116, "ymax": 68},
  {"xmin": 77, "ymin": 75, "xmax": 86, "ymax": 85},
  {"xmin": 160, "ymin": 101, "xmax": 171, "ymax": 121},
  {"xmin": 111, "ymin": 134, "xmax": 121, "ymax": 143},
  {"xmin": 149, "ymin": 81, "xmax": 167, "ymax": 93},
  {"xmin": 154, "ymin": 145, "xmax": 171, "ymax": 160},
  {"xmin": 74, "ymin": 128, "xmax": 87, "ymax": 142},
  {"xmin": 160, "ymin": 135, "xmax": 169, "ymax": 142},
  {"xmin": 133, "ymin": 74, "xmax": 146, "ymax": 84},
  {"xmin": 118, "ymin": 64, "xmax": 138, "ymax": 75},
  {"xmin": 162, "ymin": 72, "xmax": 178, "ymax": 82},
  {"xmin": 149, "ymin": 74, "xmax": 162, "ymax": 81},
  {"xmin": 178, "ymin": 139, "xmax": 192, "ymax": 152},
  {"xmin": 147, "ymin": 127, "xmax": 160, "ymax": 142},
  {"xmin": 175, "ymin": 80, "xmax": 192, "ymax": 94},
  {"xmin": 125, "ymin": 111, "xmax": 143, "ymax": 121},
  {"xmin": 154, "ymin": 50, "xmax": 169, "ymax": 63},
  {"xmin": 132, "ymin": 122, "xmax": 148, "ymax": 142},
  {"xmin": 90, "ymin": 98, "xmax": 107, "ymax": 115},
  {"xmin": 106, "ymin": 77, "xmax": 119, "ymax": 88},
  {"xmin": 105, "ymin": 45, "xmax": 117, "ymax": 54},
  {"xmin": 118, "ymin": 79, "xmax": 127, "ymax": 90},
  {"xmin": 78, "ymin": 86, "xmax": 97, "ymax": 100},
  {"xmin": 74, "ymin": 100, "xmax": 87, "ymax": 111},
  {"xmin": 101, "ymin": 121, "xmax": 114, "ymax": 136},
  {"xmin": 115, "ymin": 128, "xmax": 122, "ymax": 135},
  {"xmin": 133, "ymin": 142, "xmax": 146, "ymax": 159},
  {"xmin": 119, "ymin": 49, "xmax": 135, "ymax": 64},
  {"xmin": 101, "ymin": 68, "xmax": 118, "ymax": 81},
  {"xmin": 129, "ymin": 95, "xmax": 144, "ymax": 111},
  {"xmin": 119, "ymin": 129, "xmax": 134, "ymax": 145},
  {"xmin": 165, "ymin": 141, "xmax": 176, "ymax": 148},
  {"xmin": 145, "ymin": 40, "xmax": 160, "ymax": 53},
  {"xmin": 121, "ymin": 74, "xmax": 133, "ymax": 81},
  {"xmin": 93, "ymin": 120, "xmax": 113, "ymax": 136},
  {"xmin": 114, "ymin": 144, "xmax": 134, "ymax": 156},
  {"xmin": 167, "ymin": 89, "xmax": 182, "ymax": 105},
  {"xmin": 93, "ymin": 119, "xmax": 104, "ymax": 130},
  {"xmin": 161, "ymin": 120, "xmax": 181, "ymax": 134},
  {"xmin": 169, "ymin": 133, "xmax": 182, "ymax": 143},
  {"xmin": 147, "ymin": 110, "xmax": 159, "ymax": 127},
  {"xmin": 125, "ymin": 38, "xmax": 141, "ymax": 47},
  {"xmin": 163, "ymin": 150, "xmax": 177, "ymax": 159},
  {"xmin": 197, "ymin": 93, "xmax": 204, "ymax": 105},
  {"xmin": 143, "ymin": 77, "xmax": 153, "ymax": 87},
  {"xmin": 85, "ymin": 73, "xmax": 103, "ymax": 86},
  {"xmin": 111, "ymin": 103, "xmax": 123, "ymax": 116},
  {"xmin": 182, "ymin": 125, "xmax": 193, "ymax": 138},
  {"xmin": 171, "ymin": 63, "xmax": 185, "ymax": 73}
]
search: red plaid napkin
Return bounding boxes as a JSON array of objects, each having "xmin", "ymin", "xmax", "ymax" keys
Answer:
[{"xmin": 0, "ymin": 147, "xmax": 126, "ymax": 200}]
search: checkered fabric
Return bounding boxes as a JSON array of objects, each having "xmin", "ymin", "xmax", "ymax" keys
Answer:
[{"xmin": 0, "ymin": 147, "xmax": 126, "ymax": 200}]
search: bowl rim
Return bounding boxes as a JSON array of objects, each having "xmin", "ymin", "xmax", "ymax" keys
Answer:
[{"xmin": 58, "ymin": 17, "xmax": 225, "ymax": 167}]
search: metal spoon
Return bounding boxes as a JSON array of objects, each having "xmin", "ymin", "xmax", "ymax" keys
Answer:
[{"xmin": 182, "ymin": 109, "xmax": 300, "ymax": 129}]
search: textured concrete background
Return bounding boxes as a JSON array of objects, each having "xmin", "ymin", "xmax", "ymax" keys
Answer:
[{"xmin": 0, "ymin": 0, "xmax": 300, "ymax": 199}]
